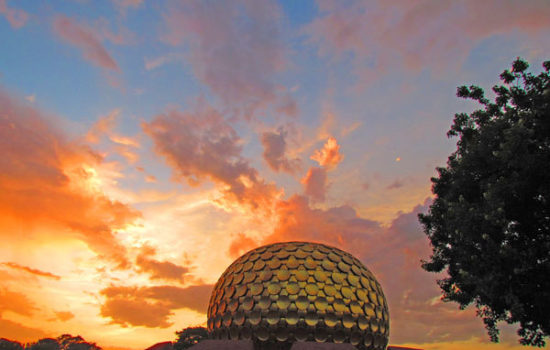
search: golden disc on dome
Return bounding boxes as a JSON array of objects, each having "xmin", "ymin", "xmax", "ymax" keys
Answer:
[
  {"xmin": 295, "ymin": 296, "xmax": 309, "ymax": 310},
  {"xmin": 267, "ymin": 258, "xmax": 282, "ymax": 269},
  {"xmin": 277, "ymin": 295, "xmax": 290, "ymax": 310},
  {"xmin": 286, "ymin": 282, "xmax": 300, "ymax": 295},
  {"xmin": 295, "ymin": 269, "xmax": 309, "ymax": 281},
  {"xmin": 314, "ymin": 270, "xmax": 327, "ymax": 282},
  {"xmin": 259, "ymin": 270, "xmax": 273, "ymax": 282},
  {"xmin": 277, "ymin": 269, "xmax": 290, "ymax": 281},
  {"xmin": 285, "ymin": 311, "xmax": 299, "ymax": 325},
  {"xmin": 267, "ymin": 282, "xmax": 281, "ymax": 295},
  {"xmin": 305, "ymin": 283, "xmax": 319, "ymax": 296},
  {"xmin": 305, "ymin": 312, "xmax": 319, "ymax": 326},
  {"xmin": 324, "ymin": 313, "xmax": 338, "ymax": 327}
]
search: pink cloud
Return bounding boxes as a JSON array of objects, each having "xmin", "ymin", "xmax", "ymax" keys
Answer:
[
  {"xmin": 143, "ymin": 101, "xmax": 280, "ymax": 210},
  {"xmin": 162, "ymin": 0, "xmax": 296, "ymax": 120},
  {"xmin": 261, "ymin": 127, "xmax": 300, "ymax": 174},
  {"xmin": 307, "ymin": 0, "xmax": 550, "ymax": 83},
  {"xmin": 301, "ymin": 167, "xmax": 328, "ymax": 202},
  {"xmin": 0, "ymin": 0, "xmax": 28, "ymax": 29},
  {"xmin": 53, "ymin": 15, "xmax": 119, "ymax": 71}
]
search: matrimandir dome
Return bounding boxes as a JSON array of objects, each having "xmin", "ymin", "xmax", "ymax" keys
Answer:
[{"xmin": 207, "ymin": 242, "xmax": 390, "ymax": 350}]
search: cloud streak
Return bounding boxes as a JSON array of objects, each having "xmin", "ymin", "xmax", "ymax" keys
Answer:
[
  {"xmin": 1, "ymin": 262, "xmax": 61, "ymax": 280},
  {"xmin": 53, "ymin": 15, "xmax": 119, "ymax": 71}
]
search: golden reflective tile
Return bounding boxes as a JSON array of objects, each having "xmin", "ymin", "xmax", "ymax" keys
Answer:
[
  {"xmin": 314, "ymin": 270, "xmax": 328, "ymax": 282},
  {"xmin": 314, "ymin": 297, "xmax": 328, "ymax": 311},
  {"xmin": 267, "ymin": 282, "xmax": 281, "ymax": 295},
  {"xmin": 257, "ymin": 295, "xmax": 271, "ymax": 310},
  {"xmin": 294, "ymin": 269, "xmax": 309, "ymax": 281},
  {"xmin": 277, "ymin": 295, "xmax": 291, "ymax": 309},
  {"xmin": 243, "ymin": 272, "xmax": 256, "ymax": 284},
  {"xmin": 304, "ymin": 256, "xmax": 317, "ymax": 269},
  {"xmin": 248, "ymin": 253, "xmax": 260, "ymax": 262},
  {"xmin": 247, "ymin": 310, "xmax": 261, "ymax": 326},
  {"xmin": 324, "ymin": 313, "xmax": 339, "ymax": 327},
  {"xmin": 311, "ymin": 250, "xmax": 326, "ymax": 260},
  {"xmin": 342, "ymin": 314, "xmax": 355, "ymax": 329},
  {"xmin": 249, "ymin": 283, "xmax": 263, "ymax": 296},
  {"xmin": 304, "ymin": 312, "xmax": 319, "ymax": 326},
  {"xmin": 284, "ymin": 311, "xmax": 299, "ymax": 325},
  {"xmin": 287, "ymin": 256, "xmax": 300, "ymax": 269},
  {"xmin": 331, "ymin": 272, "xmax": 345, "ymax": 284},
  {"xmin": 341, "ymin": 286, "xmax": 354, "ymax": 300},
  {"xmin": 258, "ymin": 269, "xmax": 273, "ymax": 282},
  {"xmin": 305, "ymin": 283, "xmax": 319, "ymax": 296},
  {"xmin": 322, "ymin": 260, "xmax": 336, "ymax": 271},
  {"xmin": 364, "ymin": 303, "xmax": 375, "ymax": 317},
  {"xmin": 286, "ymin": 282, "xmax": 300, "ymax": 295},
  {"xmin": 267, "ymin": 258, "xmax": 282, "ymax": 269},
  {"xmin": 253, "ymin": 259, "xmax": 266, "ymax": 271},
  {"xmin": 266, "ymin": 310, "xmax": 279, "ymax": 325},
  {"xmin": 277, "ymin": 269, "xmax": 291, "ymax": 281},
  {"xmin": 295, "ymin": 295, "xmax": 310, "ymax": 310},
  {"xmin": 243, "ymin": 261, "xmax": 254, "ymax": 272},
  {"xmin": 337, "ymin": 261, "xmax": 351, "ymax": 273}
]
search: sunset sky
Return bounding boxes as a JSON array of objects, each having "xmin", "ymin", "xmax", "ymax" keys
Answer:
[{"xmin": 1, "ymin": 1, "xmax": 550, "ymax": 349}]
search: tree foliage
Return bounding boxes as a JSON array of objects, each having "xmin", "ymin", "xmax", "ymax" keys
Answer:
[
  {"xmin": 0, "ymin": 336, "xmax": 100, "ymax": 350},
  {"xmin": 419, "ymin": 58, "xmax": 550, "ymax": 346},
  {"xmin": 173, "ymin": 327, "xmax": 208, "ymax": 350}
]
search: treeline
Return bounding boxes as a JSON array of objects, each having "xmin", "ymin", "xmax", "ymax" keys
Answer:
[{"xmin": 0, "ymin": 335, "xmax": 100, "ymax": 350}]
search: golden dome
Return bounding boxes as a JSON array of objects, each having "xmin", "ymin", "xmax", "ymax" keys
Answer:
[{"xmin": 207, "ymin": 242, "xmax": 390, "ymax": 349}]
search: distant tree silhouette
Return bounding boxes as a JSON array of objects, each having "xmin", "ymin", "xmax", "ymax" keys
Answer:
[
  {"xmin": 1, "ymin": 335, "xmax": 100, "ymax": 350},
  {"xmin": 174, "ymin": 327, "xmax": 208, "ymax": 350},
  {"xmin": 0, "ymin": 339, "xmax": 23, "ymax": 350}
]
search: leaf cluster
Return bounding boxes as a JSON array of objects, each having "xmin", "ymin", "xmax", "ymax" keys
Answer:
[{"xmin": 419, "ymin": 58, "xmax": 550, "ymax": 346}]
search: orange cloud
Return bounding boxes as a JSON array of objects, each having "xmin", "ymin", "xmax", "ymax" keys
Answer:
[
  {"xmin": 1, "ymin": 262, "xmax": 61, "ymax": 280},
  {"xmin": 0, "ymin": 0, "xmax": 28, "ymax": 29},
  {"xmin": 136, "ymin": 247, "xmax": 189, "ymax": 283},
  {"xmin": 0, "ymin": 289, "xmax": 37, "ymax": 317},
  {"xmin": 162, "ymin": 0, "xmax": 296, "ymax": 120},
  {"xmin": 0, "ymin": 318, "xmax": 47, "ymax": 343},
  {"xmin": 100, "ymin": 284, "xmax": 213, "ymax": 328},
  {"xmin": 261, "ymin": 127, "xmax": 300, "ymax": 174},
  {"xmin": 310, "ymin": 136, "xmax": 344, "ymax": 170},
  {"xmin": 228, "ymin": 233, "xmax": 258, "ymax": 258},
  {"xmin": 0, "ymin": 90, "xmax": 140, "ymax": 267},
  {"xmin": 301, "ymin": 167, "xmax": 328, "ymax": 202},
  {"xmin": 53, "ymin": 15, "xmax": 119, "ymax": 71},
  {"xmin": 143, "ymin": 102, "xmax": 280, "ymax": 210},
  {"xmin": 54, "ymin": 311, "xmax": 75, "ymax": 322}
]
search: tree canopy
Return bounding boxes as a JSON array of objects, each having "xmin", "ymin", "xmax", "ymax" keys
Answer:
[
  {"xmin": 419, "ymin": 58, "xmax": 550, "ymax": 346},
  {"xmin": 173, "ymin": 327, "xmax": 208, "ymax": 350}
]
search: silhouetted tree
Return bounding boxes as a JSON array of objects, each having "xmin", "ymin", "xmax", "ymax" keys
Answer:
[
  {"xmin": 419, "ymin": 58, "xmax": 550, "ymax": 346},
  {"xmin": 0, "ymin": 339, "xmax": 23, "ymax": 350},
  {"xmin": 174, "ymin": 327, "xmax": 208, "ymax": 350}
]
